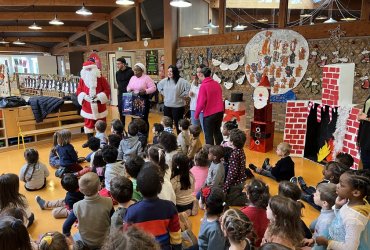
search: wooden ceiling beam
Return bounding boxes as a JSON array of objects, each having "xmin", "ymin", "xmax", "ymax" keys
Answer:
[
  {"xmin": 0, "ymin": 0, "xmax": 117, "ymax": 7},
  {"xmin": 141, "ymin": 5, "xmax": 154, "ymax": 37},
  {"xmin": 113, "ymin": 18, "xmax": 135, "ymax": 40},
  {"xmin": 90, "ymin": 30, "xmax": 108, "ymax": 41},
  {"xmin": 0, "ymin": 12, "xmax": 109, "ymax": 21},
  {"xmin": 110, "ymin": 6, "xmax": 135, "ymax": 19},
  {"xmin": 210, "ymin": 0, "xmax": 317, "ymax": 9},
  {"xmin": 4, "ymin": 37, "xmax": 67, "ymax": 43},
  {"xmin": 0, "ymin": 26, "xmax": 86, "ymax": 33},
  {"xmin": 0, "ymin": 45, "xmax": 48, "ymax": 53}
]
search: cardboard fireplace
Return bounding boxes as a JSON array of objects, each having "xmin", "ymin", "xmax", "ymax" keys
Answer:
[{"xmin": 283, "ymin": 63, "xmax": 361, "ymax": 169}]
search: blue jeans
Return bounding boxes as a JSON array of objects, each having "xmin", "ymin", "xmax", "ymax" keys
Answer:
[{"xmin": 190, "ymin": 110, "xmax": 204, "ymax": 131}]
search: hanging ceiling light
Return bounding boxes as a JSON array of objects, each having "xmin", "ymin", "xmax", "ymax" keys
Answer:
[
  {"xmin": 13, "ymin": 38, "xmax": 25, "ymax": 45},
  {"xmin": 204, "ymin": 20, "xmax": 218, "ymax": 29},
  {"xmin": 300, "ymin": 13, "xmax": 312, "ymax": 18},
  {"xmin": 193, "ymin": 27, "xmax": 202, "ymax": 30},
  {"xmin": 76, "ymin": 3, "xmax": 92, "ymax": 16},
  {"xmin": 324, "ymin": 17, "xmax": 337, "ymax": 23},
  {"xmin": 0, "ymin": 38, "xmax": 9, "ymax": 44},
  {"xmin": 116, "ymin": 0, "xmax": 135, "ymax": 5},
  {"xmin": 316, "ymin": 15, "xmax": 328, "ymax": 20},
  {"xmin": 28, "ymin": 22, "xmax": 42, "ymax": 30},
  {"xmin": 198, "ymin": 30, "xmax": 208, "ymax": 34},
  {"xmin": 49, "ymin": 15, "xmax": 64, "ymax": 25},
  {"xmin": 233, "ymin": 24, "xmax": 247, "ymax": 31},
  {"xmin": 225, "ymin": 24, "xmax": 232, "ymax": 28},
  {"xmin": 257, "ymin": 18, "xmax": 269, "ymax": 23},
  {"xmin": 170, "ymin": 0, "xmax": 192, "ymax": 8},
  {"xmin": 341, "ymin": 17, "xmax": 356, "ymax": 21}
]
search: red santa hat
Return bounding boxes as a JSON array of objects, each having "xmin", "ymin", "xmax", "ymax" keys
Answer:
[
  {"xmin": 82, "ymin": 61, "xmax": 98, "ymax": 70},
  {"xmin": 258, "ymin": 75, "xmax": 270, "ymax": 88}
]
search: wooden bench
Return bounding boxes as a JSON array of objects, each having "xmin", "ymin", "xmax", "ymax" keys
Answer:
[{"xmin": 17, "ymin": 110, "xmax": 84, "ymax": 149}]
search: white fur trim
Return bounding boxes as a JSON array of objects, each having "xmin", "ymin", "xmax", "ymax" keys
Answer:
[
  {"xmin": 77, "ymin": 92, "xmax": 87, "ymax": 106},
  {"xmin": 80, "ymin": 109, "xmax": 108, "ymax": 120},
  {"xmin": 84, "ymin": 126, "xmax": 95, "ymax": 134},
  {"xmin": 96, "ymin": 92, "xmax": 109, "ymax": 104},
  {"xmin": 83, "ymin": 64, "xmax": 98, "ymax": 70},
  {"xmin": 90, "ymin": 102, "xmax": 99, "ymax": 119}
]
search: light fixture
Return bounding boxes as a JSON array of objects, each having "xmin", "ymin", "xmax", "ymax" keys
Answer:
[
  {"xmin": 193, "ymin": 27, "xmax": 202, "ymax": 30},
  {"xmin": 116, "ymin": 0, "xmax": 135, "ymax": 5},
  {"xmin": 49, "ymin": 15, "xmax": 64, "ymax": 25},
  {"xmin": 204, "ymin": 20, "xmax": 218, "ymax": 29},
  {"xmin": 233, "ymin": 24, "xmax": 247, "ymax": 31},
  {"xmin": 198, "ymin": 30, "xmax": 208, "ymax": 34},
  {"xmin": 257, "ymin": 18, "xmax": 269, "ymax": 23},
  {"xmin": 324, "ymin": 17, "xmax": 337, "ymax": 23},
  {"xmin": 316, "ymin": 15, "xmax": 328, "ymax": 20},
  {"xmin": 187, "ymin": 34, "xmax": 192, "ymax": 37},
  {"xmin": 341, "ymin": 17, "xmax": 356, "ymax": 21},
  {"xmin": 76, "ymin": 3, "xmax": 92, "ymax": 16},
  {"xmin": 28, "ymin": 22, "xmax": 42, "ymax": 30},
  {"xmin": 0, "ymin": 38, "xmax": 9, "ymax": 44},
  {"xmin": 225, "ymin": 24, "xmax": 232, "ymax": 28},
  {"xmin": 300, "ymin": 13, "xmax": 312, "ymax": 18},
  {"xmin": 13, "ymin": 38, "xmax": 25, "ymax": 45},
  {"xmin": 310, "ymin": 21, "xmax": 315, "ymax": 25},
  {"xmin": 170, "ymin": 0, "xmax": 192, "ymax": 8}
]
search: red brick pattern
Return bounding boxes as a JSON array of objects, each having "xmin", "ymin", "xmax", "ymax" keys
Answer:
[
  {"xmin": 322, "ymin": 66, "xmax": 340, "ymax": 106},
  {"xmin": 341, "ymin": 107, "xmax": 361, "ymax": 169},
  {"xmin": 283, "ymin": 101, "xmax": 309, "ymax": 157}
]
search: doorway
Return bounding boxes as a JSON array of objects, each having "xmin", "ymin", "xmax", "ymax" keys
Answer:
[{"xmin": 108, "ymin": 52, "xmax": 136, "ymax": 106}]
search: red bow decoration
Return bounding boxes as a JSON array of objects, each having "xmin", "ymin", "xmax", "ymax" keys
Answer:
[
  {"xmin": 223, "ymin": 109, "xmax": 246, "ymax": 122},
  {"xmin": 201, "ymin": 186, "xmax": 211, "ymax": 200}
]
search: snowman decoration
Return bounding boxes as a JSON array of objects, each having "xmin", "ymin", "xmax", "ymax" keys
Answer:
[{"xmin": 222, "ymin": 93, "xmax": 246, "ymax": 130}]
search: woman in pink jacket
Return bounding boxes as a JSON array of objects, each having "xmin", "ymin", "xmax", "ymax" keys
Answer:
[
  {"xmin": 127, "ymin": 62, "xmax": 156, "ymax": 126},
  {"xmin": 195, "ymin": 66, "xmax": 224, "ymax": 145}
]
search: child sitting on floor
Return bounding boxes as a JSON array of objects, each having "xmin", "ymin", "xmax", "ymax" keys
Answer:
[
  {"xmin": 335, "ymin": 152, "xmax": 354, "ymax": 168},
  {"xmin": 110, "ymin": 176, "xmax": 136, "ymax": 232},
  {"xmin": 315, "ymin": 170, "xmax": 370, "ymax": 249},
  {"xmin": 55, "ymin": 129, "xmax": 82, "ymax": 175},
  {"xmin": 19, "ymin": 148, "xmax": 49, "ymax": 191},
  {"xmin": 170, "ymin": 153, "xmax": 195, "ymax": 215},
  {"xmin": 133, "ymin": 118, "xmax": 149, "ymax": 149},
  {"xmin": 99, "ymin": 145, "xmax": 125, "ymax": 199},
  {"xmin": 152, "ymin": 123, "xmax": 164, "ymax": 144},
  {"xmin": 111, "ymin": 119, "xmax": 124, "ymax": 139},
  {"xmin": 85, "ymin": 136, "xmax": 100, "ymax": 163},
  {"xmin": 221, "ymin": 120, "xmax": 238, "ymax": 147},
  {"xmin": 205, "ymin": 145, "xmax": 225, "ymax": 189},
  {"xmin": 38, "ymin": 231, "xmax": 70, "ymax": 250},
  {"xmin": 302, "ymin": 183, "xmax": 337, "ymax": 250},
  {"xmin": 95, "ymin": 120, "xmax": 108, "ymax": 148},
  {"xmin": 249, "ymin": 142, "xmax": 294, "ymax": 182},
  {"xmin": 108, "ymin": 134, "xmax": 121, "ymax": 149},
  {"xmin": 63, "ymin": 173, "xmax": 113, "ymax": 249},
  {"xmin": 161, "ymin": 116, "xmax": 174, "ymax": 134},
  {"xmin": 159, "ymin": 132, "xmax": 179, "ymax": 174},
  {"xmin": 177, "ymin": 119, "xmax": 191, "ymax": 154},
  {"xmin": 190, "ymin": 149, "xmax": 209, "ymax": 196},
  {"xmin": 187, "ymin": 125, "xmax": 202, "ymax": 160},
  {"xmin": 35, "ymin": 174, "xmax": 84, "ymax": 219},
  {"xmin": 125, "ymin": 155, "xmax": 144, "ymax": 201},
  {"xmin": 49, "ymin": 132, "xmax": 60, "ymax": 169},
  {"xmin": 124, "ymin": 166, "xmax": 182, "ymax": 249},
  {"xmin": 224, "ymin": 129, "xmax": 247, "ymax": 206},
  {"xmin": 241, "ymin": 179, "xmax": 270, "ymax": 247},
  {"xmin": 117, "ymin": 122, "xmax": 142, "ymax": 162},
  {"xmin": 198, "ymin": 186, "xmax": 227, "ymax": 250}
]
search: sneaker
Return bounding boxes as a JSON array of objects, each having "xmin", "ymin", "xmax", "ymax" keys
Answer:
[
  {"xmin": 262, "ymin": 158, "xmax": 270, "ymax": 170},
  {"xmin": 191, "ymin": 200, "xmax": 199, "ymax": 216},
  {"xmin": 290, "ymin": 176, "xmax": 298, "ymax": 185},
  {"xmin": 77, "ymin": 157, "xmax": 86, "ymax": 163},
  {"xmin": 248, "ymin": 164, "xmax": 257, "ymax": 172},
  {"xmin": 35, "ymin": 196, "xmax": 45, "ymax": 210},
  {"xmin": 245, "ymin": 168, "xmax": 255, "ymax": 179},
  {"xmin": 297, "ymin": 176, "xmax": 307, "ymax": 188}
]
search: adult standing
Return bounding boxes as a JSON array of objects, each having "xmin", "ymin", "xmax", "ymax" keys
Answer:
[
  {"xmin": 357, "ymin": 94, "xmax": 370, "ymax": 170},
  {"xmin": 77, "ymin": 61, "xmax": 110, "ymax": 146},
  {"xmin": 126, "ymin": 63, "xmax": 156, "ymax": 127},
  {"xmin": 189, "ymin": 67, "xmax": 204, "ymax": 130},
  {"xmin": 157, "ymin": 65, "xmax": 190, "ymax": 134},
  {"xmin": 116, "ymin": 57, "xmax": 134, "ymax": 126},
  {"xmin": 195, "ymin": 66, "xmax": 224, "ymax": 145}
]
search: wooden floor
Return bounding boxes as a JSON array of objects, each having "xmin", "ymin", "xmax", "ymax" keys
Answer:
[{"xmin": 0, "ymin": 106, "xmax": 323, "ymax": 239}]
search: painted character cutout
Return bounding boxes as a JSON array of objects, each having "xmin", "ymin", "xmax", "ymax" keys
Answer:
[
  {"xmin": 299, "ymin": 47, "xmax": 306, "ymax": 60},
  {"xmin": 276, "ymin": 66, "xmax": 282, "ymax": 78},
  {"xmin": 281, "ymin": 56, "xmax": 289, "ymax": 67},
  {"xmin": 289, "ymin": 77, "xmax": 296, "ymax": 88},
  {"xmin": 285, "ymin": 66, "xmax": 294, "ymax": 77},
  {"xmin": 295, "ymin": 64, "xmax": 303, "ymax": 77},
  {"xmin": 251, "ymin": 63, "xmax": 258, "ymax": 73},
  {"xmin": 261, "ymin": 31, "xmax": 272, "ymax": 55},
  {"xmin": 269, "ymin": 64, "xmax": 276, "ymax": 76},
  {"xmin": 289, "ymin": 51, "xmax": 296, "ymax": 64},
  {"xmin": 264, "ymin": 56, "xmax": 272, "ymax": 66}
]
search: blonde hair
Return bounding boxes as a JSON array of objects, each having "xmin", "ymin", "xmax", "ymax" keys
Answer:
[
  {"xmin": 79, "ymin": 172, "xmax": 100, "ymax": 196},
  {"xmin": 57, "ymin": 129, "xmax": 72, "ymax": 146},
  {"xmin": 277, "ymin": 142, "xmax": 291, "ymax": 156}
]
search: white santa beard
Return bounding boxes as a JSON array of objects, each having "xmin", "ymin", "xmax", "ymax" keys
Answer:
[
  {"xmin": 81, "ymin": 67, "xmax": 100, "ymax": 97},
  {"xmin": 253, "ymin": 96, "xmax": 268, "ymax": 109}
]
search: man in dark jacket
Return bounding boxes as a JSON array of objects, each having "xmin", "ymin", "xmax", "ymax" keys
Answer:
[{"xmin": 116, "ymin": 57, "xmax": 134, "ymax": 126}]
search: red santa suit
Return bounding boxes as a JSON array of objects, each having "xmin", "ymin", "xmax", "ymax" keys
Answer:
[{"xmin": 77, "ymin": 61, "xmax": 110, "ymax": 133}]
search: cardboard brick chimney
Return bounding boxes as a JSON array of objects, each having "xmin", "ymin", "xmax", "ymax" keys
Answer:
[{"xmin": 284, "ymin": 63, "xmax": 361, "ymax": 169}]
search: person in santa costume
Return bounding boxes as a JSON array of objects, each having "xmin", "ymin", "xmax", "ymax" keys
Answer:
[{"xmin": 77, "ymin": 61, "xmax": 110, "ymax": 146}]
